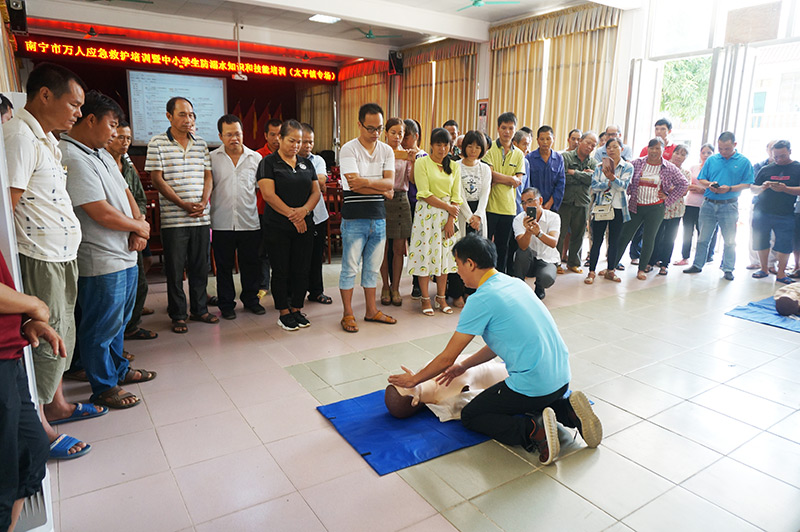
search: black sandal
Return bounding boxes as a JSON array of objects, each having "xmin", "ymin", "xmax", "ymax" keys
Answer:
[
  {"xmin": 189, "ymin": 313, "xmax": 219, "ymax": 324},
  {"xmin": 308, "ymin": 293, "xmax": 333, "ymax": 304}
]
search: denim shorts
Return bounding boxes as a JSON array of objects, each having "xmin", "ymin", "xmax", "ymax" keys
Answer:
[
  {"xmin": 339, "ymin": 218, "xmax": 386, "ymax": 290},
  {"xmin": 752, "ymin": 210, "xmax": 794, "ymax": 254}
]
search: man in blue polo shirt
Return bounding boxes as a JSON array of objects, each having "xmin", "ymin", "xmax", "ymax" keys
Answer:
[
  {"xmin": 389, "ymin": 234, "xmax": 602, "ymax": 465},
  {"xmin": 684, "ymin": 132, "xmax": 754, "ymax": 280}
]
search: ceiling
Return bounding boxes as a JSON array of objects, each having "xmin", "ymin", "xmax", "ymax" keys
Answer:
[{"xmin": 24, "ymin": 0, "xmax": 628, "ymax": 64}]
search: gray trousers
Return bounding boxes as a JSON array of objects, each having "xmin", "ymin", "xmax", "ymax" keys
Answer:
[{"xmin": 512, "ymin": 247, "xmax": 557, "ymax": 288}]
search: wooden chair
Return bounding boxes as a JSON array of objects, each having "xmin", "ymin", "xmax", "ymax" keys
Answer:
[{"xmin": 325, "ymin": 184, "xmax": 344, "ymax": 264}]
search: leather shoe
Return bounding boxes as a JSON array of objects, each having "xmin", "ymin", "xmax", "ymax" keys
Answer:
[
  {"xmin": 683, "ymin": 266, "xmax": 702, "ymax": 274},
  {"xmin": 723, "ymin": 271, "xmax": 734, "ymax": 281},
  {"xmin": 245, "ymin": 303, "xmax": 266, "ymax": 315},
  {"xmin": 221, "ymin": 309, "xmax": 236, "ymax": 320}
]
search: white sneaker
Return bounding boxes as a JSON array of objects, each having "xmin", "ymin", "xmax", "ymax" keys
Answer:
[{"xmin": 568, "ymin": 391, "xmax": 603, "ymax": 448}]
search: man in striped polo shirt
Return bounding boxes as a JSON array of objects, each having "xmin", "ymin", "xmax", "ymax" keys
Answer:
[{"xmin": 146, "ymin": 97, "xmax": 218, "ymax": 333}]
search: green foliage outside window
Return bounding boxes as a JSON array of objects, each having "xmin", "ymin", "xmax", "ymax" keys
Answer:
[{"xmin": 659, "ymin": 57, "xmax": 712, "ymax": 122}]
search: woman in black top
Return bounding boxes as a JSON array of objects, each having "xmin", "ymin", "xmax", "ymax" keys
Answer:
[{"xmin": 258, "ymin": 120, "xmax": 320, "ymax": 331}]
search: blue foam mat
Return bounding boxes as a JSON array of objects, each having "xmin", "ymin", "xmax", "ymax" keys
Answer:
[
  {"xmin": 726, "ymin": 296, "xmax": 800, "ymax": 333},
  {"xmin": 317, "ymin": 390, "xmax": 489, "ymax": 476}
]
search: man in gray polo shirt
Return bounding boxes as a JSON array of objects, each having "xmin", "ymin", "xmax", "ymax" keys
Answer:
[
  {"xmin": 146, "ymin": 96, "xmax": 217, "ymax": 333},
  {"xmin": 62, "ymin": 90, "xmax": 156, "ymax": 409}
]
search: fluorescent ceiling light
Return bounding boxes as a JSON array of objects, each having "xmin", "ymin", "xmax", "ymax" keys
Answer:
[{"xmin": 309, "ymin": 14, "xmax": 341, "ymax": 24}]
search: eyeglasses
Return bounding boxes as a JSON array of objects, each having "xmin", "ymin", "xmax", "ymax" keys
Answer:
[{"xmin": 361, "ymin": 124, "xmax": 383, "ymax": 134}]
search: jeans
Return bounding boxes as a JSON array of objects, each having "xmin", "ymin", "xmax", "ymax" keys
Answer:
[
  {"xmin": 212, "ymin": 230, "xmax": 262, "ymax": 311},
  {"xmin": 161, "ymin": 225, "xmax": 210, "ymax": 320},
  {"xmin": 487, "ymin": 213, "xmax": 515, "ymax": 274},
  {"xmin": 125, "ymin": 251, "xmax": 149, "ymax": 335},
  {"xmin": 589, "ymin": 209, "xmax": 624, "ymax": 272},
  {"xmin": 339, "ymin": 218, "xmax": 386, "ymax": 290},
  {"xmin": 512, "ymin": 247, "xmax": 557, "ymax": 289},
  {"xmin": 614, "ymin": 203, "xmax": 665, "ymax": 272},
  {"xmin": 461, "ymin": 381, "xmax": 574, "ymax": 451},
  {"xmin": 0, "ymin": 359, "xmax": 49, "ymax": 531},
  {"xmin": 77, "ymin": 266, "xmax": 137, "ymax": 397},
  {"xmin": 266, "ymin": 224, "xmax": 314, "ymax": 310},
  {"xmin": 692, "ymin": 200, "xmax": 739, "ymax": 272},
  {"xmin": 681, "ymin": 205, "xmax": 717, "ymax": 261},
  {"xmin": 557, "ymin": 203, "xmax": 590, "ymax": 268}
]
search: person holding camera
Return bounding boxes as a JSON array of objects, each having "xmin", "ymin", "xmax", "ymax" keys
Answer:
[{"xmin": 511, "ymin": 187, "xmax": 561, "ymax": 299}]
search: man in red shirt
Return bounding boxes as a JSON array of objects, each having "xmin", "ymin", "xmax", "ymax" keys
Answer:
[
  {"xmin": 0, "ymin": 250, "xmax": 65, "ymax": 531},
  {"xmin": 639, "ymin": 118, "xmax": 676, "ymax": 161},
  {"xmin": 255, "ymin": 119, "xmax": 282, "ymax": 297}
]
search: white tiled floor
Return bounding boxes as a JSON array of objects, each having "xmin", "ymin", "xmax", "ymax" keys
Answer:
[{"xmin": 50, "ymin": 256, "xmax": 800, "ymax": 532}]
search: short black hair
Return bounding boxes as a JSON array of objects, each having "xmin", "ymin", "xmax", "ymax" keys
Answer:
[
  {"xmin": 118, "ymin": 119, "xmax": 130, "ymax": 128},
  {"xmin": 443, "ymin": 119, "xmax": 459, "ymax": 129},
  {"xmin": 280, "ymin": 119, "xmax": 303, "ymax": 138},
  {"xmin": 462, "ymin": 130, "xmax": 487, "ymax": 158},
  {"xmin": 537, "ymin": 125, "xmax": 554, "ymax": 138},
  {"xmin": 358, "ymin": 103, "xmax": 384, "ymax": 124},
  {"xmin": 520, "ymin": 126, "xmax": 533, "ymax": 134},
  {"xmin": 265, "ymin": 118, "xmax": 282, "ymax": 132},
  {"xmin": 0, "ymin": 94, "xmax": 13, "ymax": 115},
  {"xmin": 301, "ymin": 122, "xmax": 315, "ymax": 135},
  {"xmin": 655, "ymin": 118, "xmax": 672, "ymax": 130},
  {"xmin": 430, "ymin": 128, "xmax": 454, "ymax": 175},
  {"xmin": 75, "ymin": 90, "xmax": 125, "ymax": 125},
  {"xmin": 647, "ymin": 137, "xmax": 665, "ymax": 148},
  {"xmin": 605, "ymin": 137, "xmax": 622, "ymax": 150},
  {"xmin": 166, "ymin": 96, "xmax": 192, "ymax": 114},
  {"xmin": 568, "ymin": 128, "xmax": 581, "ymax": 138},
  {"xmin": 452, "ymin": 234, "xmax": 497, "ymax": 269},
  {"xmin": 512, "ymin": 130, "xmax": 531, "ymax": 144},
  {"xmin": 700, "ymin": 142, "xmax": 714, "ymax": 153},
  {"xmin": 497, "ymin": 112, "xmax": 517, "ymax": 127},
  {"xmin": 718, "ymin": 131, "xmax": 736, "ymax": 143},
  {"xmin": 217, "ymin": 113, "xmax": 242, "ymax": 133},
  {"xmin": 773, "ymin": 140, "xmax": 791, "ymax": 151},
  {"xmin": 25, "ymin": 62, "xmax": 86, "ymax": 103},
  {"xmin": 521, "ymin": 186, "xmax": 541, "ymax": 198},
  {"xmin": 403, "ymin": 118, "xmax": 419, "ymax": 138}
]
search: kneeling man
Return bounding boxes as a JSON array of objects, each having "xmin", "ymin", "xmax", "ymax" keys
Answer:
[
  {"xmin": 512, "ymin": 187, "xmax": 561, "ymax": 299},
  {"xmin": 389, "ymin": 234, "xmax": 601, "ymax": 465}
]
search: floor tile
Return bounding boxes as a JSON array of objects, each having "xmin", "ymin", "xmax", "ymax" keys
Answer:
[
  {"xmin": 285, "ymin": 364, "xmax": 329, "ymax": 391},
  {"xmin": 194, "ymin": 492, "xmax": 325, "ymax": 532},
  {"xmin": 199, "ymin": 347, "xmax": 277, "ymax": 380},
  {"xmin": 649, "ymin": 401, "xmax": 760, "ymax": 454},
  {"xmin": 134, "ymin": 359, "xmax": 217, "ymax": 395},
  {"xmin": 240, "ymin": 393, "xmax": 329, "ymax": 443},
  {"xmin": 305, "ymin": 352, "xmax": 385, "ymax": 386},
  {"xmin": 307, "ymin": 386, "xmax": 344, "ymax": 405},
  {"xmin": 397, "ymin": 463, "xmax": 466, "ymax": 512},
  {"xmin": 362, "ymin": 341, "xmax": 434, "ymax": 373},
  {"xmin": 472, "ymin": 471, "xmax": 616, "ymax": 531},
  {"xmin": 682, "ymin": 457, "xmax": 800, "ymax": 532},
  {"xmin": 265, "ymin": 427, "xmax": 367, "ymax": 490},
  {"xmin": 441, "ymin": 502, "xmax": 502, "ymax": 532},
  {"xmin": 726, "ymin": 370, "xmax": 800, "ymax": 408},
  {"xmin": 543, "ymin": 447, "xmax": 673, "ymax": 519},
  {"xmin": 696, "ymin": 340, "xmax": 777, "ymax": 368},
  {"xmin": 156, "ymin": 410, "xmax": 261, "ymax": 468},
  {"xmin": 603, "ymin": 421, "xmax": 721, "ymax": 483},
  {"xmin": 218, "ymin": 368, "xmax": 307, "ymax": 408},
  {"xmin": 587, "ymin": 376, "xmax": 683, "ymax": 418},
  {"xmin": 568, "ymin": 356, "xmax": 621, "ymax": 389},
  {"xmin": 332, "ymin": 373, "xmax": 392, "ymax": 399},
  {"xmin": 401, "ymin": 514, "xmax": 459, "ymax": 532},
  {"xmin": 60, "ymin": 472, "xmax": 191, "ymax": 532},
  {"xmin": 174, "ymin": 446, "xmax": 294, "ymax": 524},
  {"xmin": 723, "ymin": 330, "xmax": 798, "ymax": 356},
  {"xmin": 623, "ymin": 486, "xmax": 759, "ymax": 532},
  {"xmin": 626, "ymin": 364, "xmax": 718, "ymax": 398},
  {"xmin": 691, "ymin": 384, "xmax": 795, "ymax": 429},
  {"xmin": 143, "ymin": 380, "xmax": 236, "ymax": 427},
  {"xmin": 768, "ymin": 410, "xmax": 800, "ymax": 444},
  {"xmin": 603, "ymin": 523, "xmax": 635, "ymax": 532},
  {"xmin": 610, "ymin": 334, "xmax": 684, "ymax": 361},
  {"xmin": 589, "ymin": 397, "xmax": 642, "ymax": 437},
  {"xmin": 301, "ymin": 468, "xmax": 436, "ymax": 532},
  {"xmin": 757, "ymin": 356, "xmax": 800, "ymax": 384},
  {"xmin": 424, "ymin": 441, "xmax": 535, "ymax": 499},
  {"xmin": 663, "ymin": 351, "xmax": 750, "ymax": 382},
  {"xmin": 57, "ymin": 429, "xmax": 169, "ymax": 499},
  {"xmin": 729, "ymin": 431, "xmax": 800, "ymax": 489},
  {"xmin": 573, "ymin": 345, "xmax": 656, "ymax": 375}
]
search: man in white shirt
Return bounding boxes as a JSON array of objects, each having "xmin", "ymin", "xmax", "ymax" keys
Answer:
[
  {"xmin": 298, "ymin": 122, "xmax": 332, "ymax": 305},
  {"xmin": 338, "ymin": 103, "xmax": 396, "ymax": 333},
  {"xmin": 512, "ymin": 187, "xmax": 561, "ymax": 300},
  {"xmin": 210, "ymin": 114, "xmax": 264, "ymax": 320},
  {"xmin": 5, "ymin": 63, "xmax": 95, "ymax": 458},
  {"xmin": 594, "ymin": 124, "xmax": 633, "ymax": 163}
]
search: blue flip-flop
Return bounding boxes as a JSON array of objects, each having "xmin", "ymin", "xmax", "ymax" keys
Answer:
[
  {"xmin": 49, "ymin": 434, "xmax": 91, "ymax": 460},
  {"xmin": 777, "ymin": 276, "xmax": 794, "ymax": 285},
  {"xmin": 49, "ymin": 403, "xmax": 109, "ymax": 425},
  {"xmin": 751, "ymin": 270, "xmax": 769, "ymax": 279}
]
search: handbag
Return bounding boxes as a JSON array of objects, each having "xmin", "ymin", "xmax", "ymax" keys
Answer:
[{"xmin": 591, "ymin": 202, "xmax": 614, "ymax": 220}]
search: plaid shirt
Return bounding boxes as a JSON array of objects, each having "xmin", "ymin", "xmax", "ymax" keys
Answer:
[{"xmin": 628, "ymin": 157, "xmax": 688, "ymax": 214}]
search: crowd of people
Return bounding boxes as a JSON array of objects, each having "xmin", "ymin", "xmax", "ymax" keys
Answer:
[{"xmin": 3, "ymin": 60, "xmax": 800, "ymax": 528}]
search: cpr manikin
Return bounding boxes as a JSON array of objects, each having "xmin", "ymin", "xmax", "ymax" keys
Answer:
[
  {"xmin": 385, "ymin": 356, "xmax": 508, "ymax": 421},
  {"xmin": 775, "ymin": 283, "xmax": 800, "ymax": 316}
]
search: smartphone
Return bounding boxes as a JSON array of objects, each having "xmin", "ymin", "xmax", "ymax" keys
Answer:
[
  {"xmin": 710, "ymin": 183, "xmax": 720, "ymax": 189},
  {"xmin": 526, "ymin": 206, "xmax": 537, "ymax": 219}
]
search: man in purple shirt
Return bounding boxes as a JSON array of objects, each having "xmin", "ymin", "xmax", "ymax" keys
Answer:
[{"xmin": 526, "ymin": 126, "xmax": 565, "ymax": 213}]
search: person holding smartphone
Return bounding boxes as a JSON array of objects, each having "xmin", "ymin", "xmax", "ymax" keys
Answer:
[{"xmin": 511, "ymin": 187, "xmax": 561, "ymax": 299}]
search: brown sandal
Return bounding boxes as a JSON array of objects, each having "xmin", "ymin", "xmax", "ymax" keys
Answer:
[
  {"xmin": 637, "ymin": 271, "xmax": 647, "ymax": 281},
  {"xmin": 391, "ymin": 290, "xmax": 402, "ymax": 306},
  {"xmin": 171, "ymin": 320, "xmax": 188, "ymax": 334},
  {"xmin": 341, "ymin": 315, "xmax": 359, "ymax": 333},
  {"xmin": 120, "ymin": 368, "xmax": 157, "ymax": 384},
  {"xmin": 189, "ymin": 313, "xmax": 219, "ymax": 324},
  {"xmin": 584, "ymin": 272, "xmax": 596, "ymax": 285},
  {"xmin": 380, "ymin": 288, "xmax": 391, "ymax": 306},
  {"xmin": 93, "ymin": 386, "xmax": 140, "ymax": 409},
  {"xmin": 604, "ymin": 270, "xmax": 621, "ymax": 283},
  {"xmin": 364, "ymin": 311, "xmax": 397, "ymax": 324}
]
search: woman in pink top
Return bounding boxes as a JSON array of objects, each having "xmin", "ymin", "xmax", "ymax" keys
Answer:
[{"xmin": 675, "ymin": 143, "xmax": 717, "ymax": 265}]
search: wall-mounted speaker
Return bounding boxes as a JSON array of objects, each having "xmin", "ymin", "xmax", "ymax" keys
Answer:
[
  {"xmin": 6, "ymin": 0, "xmax": 28, "ymax": 35},
  {"xmin": 388, "ymin": 50, "xmax": 403, "ymax": 76}
]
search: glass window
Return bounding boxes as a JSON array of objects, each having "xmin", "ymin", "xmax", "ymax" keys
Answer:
[{"xmin": 649, "ymin": 0, "xmax": 715, "ymax": 57}]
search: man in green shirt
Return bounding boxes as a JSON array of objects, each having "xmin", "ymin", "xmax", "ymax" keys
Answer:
[
  {"xmin": 106, "ymin": 120, "xmax": 157, "ymax": 342},
  {"xmin": 483, "ymin": 112, "xmax": 525, "ymax": 273},
  {"xmin": 558, "ymin": 132, "xmax": 598, "ymax": 273}
]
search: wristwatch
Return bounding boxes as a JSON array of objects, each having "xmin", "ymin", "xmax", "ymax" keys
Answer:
[{"xmin": 536, "ymin": 230, "xmax": 543, "ymax": 238}]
